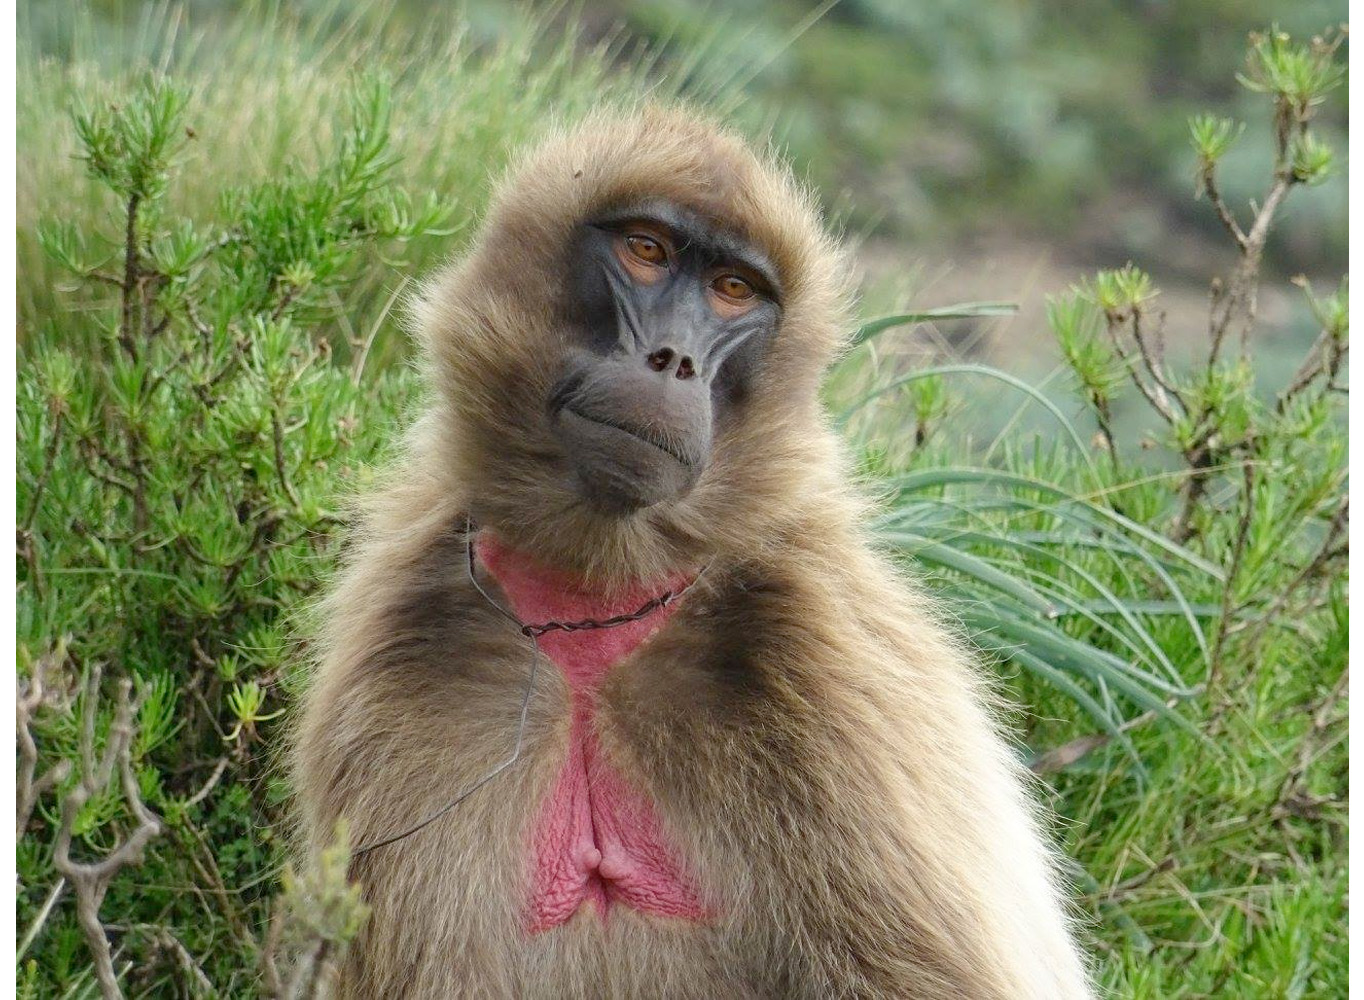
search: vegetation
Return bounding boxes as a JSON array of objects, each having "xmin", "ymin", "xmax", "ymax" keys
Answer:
[
  {"xmin": 17, "ymin": 5, "xmax": 1346, "ymax": 996},
  {"xmin": 841, "ymin": 28, "xmax": 1347, "ymax": 996}
]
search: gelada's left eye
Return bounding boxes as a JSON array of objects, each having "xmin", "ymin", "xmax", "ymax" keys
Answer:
[
  {"xmin": 712, "ymin": 274, "xmax": 754, "ymax": 301},
  {"xmin": 625, "ymin": 234, "xmax": 667, "ymax": 266}
]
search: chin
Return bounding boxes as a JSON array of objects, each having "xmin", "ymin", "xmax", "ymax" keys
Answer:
[{"xmin": 554, "ymin": 407, "xmax": 702, "ymax": 516}]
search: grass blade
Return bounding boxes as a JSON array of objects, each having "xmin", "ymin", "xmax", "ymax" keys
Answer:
[
  {"xmin": 849, "ymin": 301, "xmax": 1019, "ymax": 349},
  {"xmin": 839, "ymin": 366, "xmax": 1099, "ymax": 481}
]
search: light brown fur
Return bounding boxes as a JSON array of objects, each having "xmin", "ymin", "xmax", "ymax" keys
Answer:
[{"xmin": 293, "ymin": 105, "xmax": 1093, "ymax": 998}]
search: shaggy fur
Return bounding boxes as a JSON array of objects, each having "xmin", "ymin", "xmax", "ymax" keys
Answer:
[{"xmin": 293, "ymin": 105, "xmax": 1094, "ymax": 998}]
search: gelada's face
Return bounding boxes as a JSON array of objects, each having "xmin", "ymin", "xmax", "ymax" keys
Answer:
[{"xmin": 548, "ymin": 201, "xmax": 782, "ymax": 514}]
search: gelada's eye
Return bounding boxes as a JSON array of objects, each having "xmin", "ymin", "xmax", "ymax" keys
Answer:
[
  {"xmin": 712, "ymin": 274, "xmax": 755, "ymax": 301},
  {"xmin": 625, "ymin": 234, "xmax": 667, "ymax": 266}
]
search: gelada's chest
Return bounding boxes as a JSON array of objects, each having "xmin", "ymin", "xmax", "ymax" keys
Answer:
[{"xmin": 474, "ymin": 536, "xmax": 709, "ymax": 934}]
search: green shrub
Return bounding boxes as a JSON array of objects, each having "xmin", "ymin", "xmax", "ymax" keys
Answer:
[
  {"xmin": 17, "ymin": 71, "xmax": 438, "ymax": 993},
  {"xmin": 17, "ymin": 2, "xmax": 728, "ymax": 364}
]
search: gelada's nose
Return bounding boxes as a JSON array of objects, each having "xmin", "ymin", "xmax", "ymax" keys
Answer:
[{"xmin": 645, "ymin": 347, "xmax": 697, "ymax": 381}]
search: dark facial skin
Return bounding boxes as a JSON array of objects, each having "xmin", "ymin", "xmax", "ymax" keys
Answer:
[{"xmin": 549, "ymin": 201, "xmax": 782, "ymax": 514}]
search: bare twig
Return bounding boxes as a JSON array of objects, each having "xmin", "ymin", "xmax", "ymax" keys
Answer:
[
  {"xmin": 1201, "ymin": 169, "xmax": 1248, "ymax": 251},
  {"xmin": 184, "ymin": 756, "xmax": 231, "ymax": 809},
  {"xmin": 1207, "ymin": 462, "xmax": 1258, "ymax": 691},
  {"xmin": 180, "ymin": 818, "xmax": 256, "ymax": 952},
  {"xmin": 86, "ymin": 463, "xmax": 140, "ymax": 498},
  {"xmin": 1129, "ymin": 308, "xmax": 1187, "ymax": 413},
  {"xmin": 18, "ymin": 647, "xmax": 73, "ymax": 837},
  {"xmin": 1278, "ymin": 304, "xmax": 1349, "ymax": 413},
  {"xmin": 1030, "ymin": 694, "xmax": 1188, "ymax": 775},
  {"xmin": 17, "ymin": 878, "xmax": 67, "ymax": 961},
  {"xmin": 51, "ymin": 666, "xmax": 163, "ymax": 1000},
  {"xmin": 1102, "ymin": 315, "xmax": 1180, "ymax": 424},
  {"xmin": 75, "ymin": 433, "xmax": 150, "ymax": 536},
  {"xmin": 139, "ymin": 272, "xmax": 171, "ymax": 340},
  {"xmin": 260, "ymin": 903, "xmax": 286, "ymax": 997},
  {"xmin": 1276, "ymin": 665, "xmax": 1349, "ymax": 815},
  {"xmin": 108, "ymin": 924, "xmax": 213, "ymax": 997},
  {"xmin": 85, "ymin": 270, "xmax": 127, "ymax": 289},
  {"xmin": 1171, "ymin": 443, "xmax": 1218, "ymax": 543},
  {"xmin": 184, "ymin": 295, "xmax": 213, "ymax": 337},
  {"xmin": 350, "ymin": 276, "xmax": 409, "ymax": 386},
  {"xmin": 17, "ymin": 528, "xmax": 42, "ymax": 601},
  {"xmin": 270, "ymin": 282, "xmax": 301, "ymax": 323},
  {"xmin": 1204, "ymin": 276, "xmax": 1228, "ymax": 362},
  {"xmin": 1278, "ymin": 326, "xmax": 1335, "ymax": 405},
  {"xmin": 1204, "ymin": 88, "xmax": 1305, "ymax": 362},
  {"xmin": 1200, "ymin": 65, "xmax": 1319, "ymax": 365},
  {"xmin": 1230, "ymin": 171, "xmax": 1294, "ymax": 356},
  {"xmin": 1238, "ymin": 496, "xmax": 1348, "ymax": 650},
  {"xmin": 22, "ymin": 414, "xmax": 64, "ymax": 535},
  {"xmin": 1090, "ymin": 393, "xmax": 1121, "ymax": 476}
]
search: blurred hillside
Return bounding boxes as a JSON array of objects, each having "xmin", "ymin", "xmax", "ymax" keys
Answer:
[
  {"xmin": 591, "ymin": 1, "xmax": 1348, "ymax": 259},
  {"xmin": 23, "ymin": 0, "xmax": 1347, "ymax": 371}
]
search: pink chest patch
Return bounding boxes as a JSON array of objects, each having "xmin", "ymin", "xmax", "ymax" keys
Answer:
[{"xmin": 475, "ymin": 535, "xmax": 709, "ymax": 933}]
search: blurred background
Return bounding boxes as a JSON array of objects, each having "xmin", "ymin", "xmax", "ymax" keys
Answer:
[{"xmin": 21, "ymin": 0, "xmax": 1348, "ymax": 383}]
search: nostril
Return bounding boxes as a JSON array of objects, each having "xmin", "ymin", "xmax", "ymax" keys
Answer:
[
  {"xmin": 675, "ymin": 356, "xmax": 696, "ymax": 380},
  {"xmin": 647, "ymin": 348, "xmax": 674, "ymax": 372}
]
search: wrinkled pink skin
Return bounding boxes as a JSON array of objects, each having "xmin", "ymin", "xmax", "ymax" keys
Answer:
[{"xmin": 475, "ymin": 534, "xmax": 708, "ymax": 933}]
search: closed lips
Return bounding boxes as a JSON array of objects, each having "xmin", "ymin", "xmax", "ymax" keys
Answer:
[{"xmin": 561, "ymin": 406, "xmax": 692, "ymax": 466}]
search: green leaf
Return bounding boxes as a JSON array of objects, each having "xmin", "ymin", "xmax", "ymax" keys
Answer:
[{"xmin": 849, "ymin": 301, "xmax": 1019, "ymax": 349}]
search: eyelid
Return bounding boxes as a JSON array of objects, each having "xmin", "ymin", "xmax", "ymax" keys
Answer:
[
  {"xmin": 629, "ymin": 234, "xmax": 666, "ymax": 255},
  {"xmin": 623, "ymin": 230, "xmax": 672, "ymax": 266},
  {"xmin": 623, "ymin": 222, "xmax": 671, "ymax": 246},
  {"xmin": 710, "ymin": 269, "xmax": 765, "ymax": 300},
  {"xmin": 713, "ymin": 275, "xmax": 752, "ymax": 296}
]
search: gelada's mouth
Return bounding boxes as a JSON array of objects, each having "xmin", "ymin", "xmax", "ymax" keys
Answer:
[
  {"xmin": 553, "ymin": 405, "xmax": 700, "ymax": 513},
  {"xmin": 561, "ymin": 405, "xmax": 692, "ymax": 466}
]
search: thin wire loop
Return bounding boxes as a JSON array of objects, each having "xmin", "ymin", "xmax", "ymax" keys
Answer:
[{"xmin": 351, "ymin": 518, "xmax": 705, "ymax": 858}]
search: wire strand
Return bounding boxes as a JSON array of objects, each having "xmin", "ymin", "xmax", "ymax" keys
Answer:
[{"xmin": 351, "ymin": 518, "xmax": 706, "ymax": 858}]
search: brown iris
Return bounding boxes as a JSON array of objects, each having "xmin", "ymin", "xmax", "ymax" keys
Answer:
[
  {"xmin": 625, "ymin": 234, "xmax": 667, "ymax": 266},
  {"xmin": 712, "ymin": 274, "xmax": 754, "ymax": 301}
]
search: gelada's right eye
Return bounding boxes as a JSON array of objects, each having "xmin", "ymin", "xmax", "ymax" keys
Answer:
[
  {"xmin": 711, "ymin": 274, "xmax": 755, "ymax": 301},
  {"xmin": 625, "ymin": 234, "xmax": 667, "ymax": 266}
]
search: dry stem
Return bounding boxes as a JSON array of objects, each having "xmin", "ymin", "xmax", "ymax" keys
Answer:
[
  {"xmin": 51, "ymin": 666, "xmax": 163, "ymax": 1000},
  {"xmin": 18, "ymin": 647, "xmax": 73, "ymax": 837}
]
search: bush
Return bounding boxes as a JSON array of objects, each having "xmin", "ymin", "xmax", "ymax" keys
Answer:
[{"xmin": 18, "ymin": 71, "xmax": 434, "ymax": 994}]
